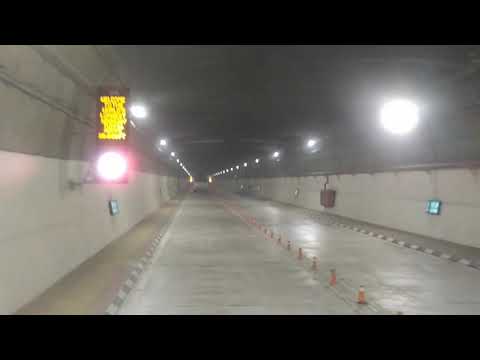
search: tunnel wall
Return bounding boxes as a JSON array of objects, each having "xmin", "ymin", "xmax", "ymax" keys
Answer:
[
  {"xmin": 215, "ymin": 167, "xmax": 480, "ymax": 249},
  {"xmin": 0, "ymin": 46, "xmax": 184, "ymax": 314},
  {"xmin": 0, "ymin": 150, "xmax": 181, "ymax": 314}
]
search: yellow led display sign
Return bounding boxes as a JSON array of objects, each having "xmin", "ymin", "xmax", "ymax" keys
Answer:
[
  {"xmin": 95, "ymin": 87, "xmax": 130, "ymax": 184},
  {"xmin": 98, "ymin": 95, "xmax": 127, "ymax": 141}
]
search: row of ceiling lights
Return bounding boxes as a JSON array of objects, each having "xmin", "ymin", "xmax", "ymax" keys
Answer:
[
  {"xmin": 211, "ymin": 142, "xmax": 314, "ymax": 177},
  {"xmin": 129, "ymin": 104, "xmax": 191, "ymax": 178},
  {"xmin": 212, "ymin": 98, "xmax": 420, "ymax": 177},
  {"xmin": 130, "ymin": 98, "xmax": 420, "ymax": 179}
]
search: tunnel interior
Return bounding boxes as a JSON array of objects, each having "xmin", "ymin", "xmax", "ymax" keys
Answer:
[{"xmin": 2, "ymin": 45, "xmax": 480, "ymax": 315}]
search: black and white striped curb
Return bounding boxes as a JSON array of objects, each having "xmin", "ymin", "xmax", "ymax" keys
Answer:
[
  {"xmin": 104, "ymin": 204, "xmax": 182, "ymax": 315},
  {"xmin": 330, "ymin": 221, "xmax": 480, "ymax": 271},
  {"xmin": 104, "ymin": 234, "xmax": 163, "ymax": 315}
]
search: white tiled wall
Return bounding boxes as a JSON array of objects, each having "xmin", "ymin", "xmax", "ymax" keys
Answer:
[{"xmin": 217, "ymin": 168, "xmax": 480, "ymax": 248}]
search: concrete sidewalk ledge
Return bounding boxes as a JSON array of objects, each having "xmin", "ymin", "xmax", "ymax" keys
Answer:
[{"xmin": 17, "ymin": 200, "xmax": 183, "ymax": 315}]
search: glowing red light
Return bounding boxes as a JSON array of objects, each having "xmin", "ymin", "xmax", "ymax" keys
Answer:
[{"xmin": 96, "ymin": 152, "xmax": 128, "ymax": 181}]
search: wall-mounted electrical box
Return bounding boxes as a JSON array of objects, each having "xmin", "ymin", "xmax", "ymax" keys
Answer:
[
  {"xmin": 321, "ymin": 189, "xmax": 336, "ymax": 208},
  {"xmin": 108, "ymin": 200, "xmax": 120, "ymax": 216},
  {"xmin": 426, "ymin": 200, "xmax": 442, "ymax": 215}
]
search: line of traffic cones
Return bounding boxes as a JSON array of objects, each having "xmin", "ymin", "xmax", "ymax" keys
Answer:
[
  {"xmin": 232, "ymin": 208, "xmax": 373, "ymax": 310},
  {"xmin": 328, "ymin": 269, "xmax": 367, "ymax": 305}
]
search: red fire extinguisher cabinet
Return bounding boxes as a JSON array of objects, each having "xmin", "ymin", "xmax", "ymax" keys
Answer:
[{"xmin": 321, "ymin": 189, "xmax": 336, "ymax": 208}]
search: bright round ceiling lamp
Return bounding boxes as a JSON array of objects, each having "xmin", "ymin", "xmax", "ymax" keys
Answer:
[
  {"xmin": 380, "ymin": 99, "xmax": 419, "ymax": 135},
  {"xmin": 96, "ymin": 152, "xmax": 128, "ymax": 181},
  {"xmin": 130, "ymin": 104, "xmax": 147, "ymax": 119}
]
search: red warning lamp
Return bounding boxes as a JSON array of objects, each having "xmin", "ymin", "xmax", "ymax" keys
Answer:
[{"xmin": 96, "ymin": 151, "xmax": 128, "ymax": 182}]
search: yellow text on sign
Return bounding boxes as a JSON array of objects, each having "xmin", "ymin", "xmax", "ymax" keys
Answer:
[{"xmin": 98, "ymin": 96, "xmax": 127, "ymax": 141}]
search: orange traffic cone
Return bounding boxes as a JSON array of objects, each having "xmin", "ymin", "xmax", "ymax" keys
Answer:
[
  {"xmin": 329, "ymin": 269, "xmax": 337, "ymax": 286},
  {"xmin": 298, "ymin": 247, "xmax": 304, "ymax": 260},
  {"xmin": 287, "ymin": 241, "xmax": 291, "ymax": 251},
  {"xmin": 311, "ymin": 257, "xmax": 318, "ymax": 271},
  {"xmin": 357, "ymin": 286, "xmax": 367, "ymax": 305}
]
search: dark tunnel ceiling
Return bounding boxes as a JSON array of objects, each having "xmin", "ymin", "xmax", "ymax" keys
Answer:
[{"xmin": 114, "ymin": 45, "xmax": 480, "ymax": 177}]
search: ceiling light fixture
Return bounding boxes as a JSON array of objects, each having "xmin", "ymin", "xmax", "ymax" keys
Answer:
[
  {"xmin": 307, "ymin": 139, "xmax": 316, "ymax": 148},
  {"xmin": 380, "ymin": 99, "xmax": 419, "ymax": 135},
  {"xmin": 130, "ymin": 104, "xmax": 147, "ymax": 119}
]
